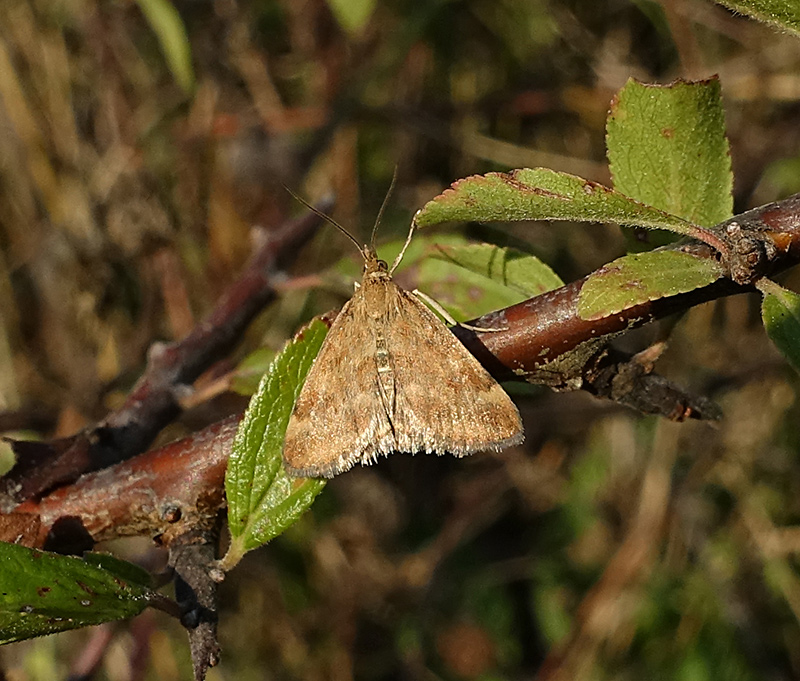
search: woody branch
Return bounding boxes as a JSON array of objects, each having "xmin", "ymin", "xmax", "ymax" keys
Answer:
[
  {"xmin": 3, "ymin": 193, "xmax": 800, "ymax": 551},
  {"xmin": 0, "ymin": 202, "xmax": 332, "ymax": 512}
]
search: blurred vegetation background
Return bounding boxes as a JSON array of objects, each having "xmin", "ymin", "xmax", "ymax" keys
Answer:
[{"xmin": 2, "ymin": 0, "xmax": 800, "ymax": 679}]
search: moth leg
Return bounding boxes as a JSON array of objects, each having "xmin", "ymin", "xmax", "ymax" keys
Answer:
[
  {"xmin": 389, "ymin": 217, "xmax": 416, "ymax": 274},
  {"xmin": 411, "ymin": 289, "xmax": 508, "ymax": 333}
]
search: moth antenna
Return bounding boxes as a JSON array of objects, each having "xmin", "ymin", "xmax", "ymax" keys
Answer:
[
  {"xmin": 284, "ymin": 185, "xmax": 365, "ymax": 257},
  {"xmin": 390, "ymin": 219, "xmax": 415, "ymax": 275},
  {"xmin": 370, "ymin": 166, "xmax": 399, "ymax": 251}
]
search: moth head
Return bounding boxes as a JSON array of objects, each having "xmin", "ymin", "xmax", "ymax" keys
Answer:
[{"xmin": 362, "ymin": 246, "xmax": 389, "ymax": 276}]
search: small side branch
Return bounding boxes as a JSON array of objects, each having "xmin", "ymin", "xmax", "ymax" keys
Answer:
[
  {"xmin": 0, "ymin": 202, "xmax": 332, "ymax": 510},
  {"xmin": 461, "ymin": 193, "xmax": 800, "ymax": 401},
  {"xmin": 169, "ymin": 528, "xmax": 223, "ymax": 681},
  {"xmin": 4, "ymin": 194, "xmax": 800, "ymax": 549}
]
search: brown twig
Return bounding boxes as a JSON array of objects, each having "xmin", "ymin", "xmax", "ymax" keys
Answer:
[
  {"xmin": 0, "ymin": 202, "xmax": 332, "ymax": 511},
  {"xmin": 459, "ymin": 192, "xmax": 800, "ymax": 416},
  {"xmin": 170, "ymin": 528, "xmax": 223, "ymax": 681},
  {"xmin": 2, "ymin": 415, "xmax": 239, "ymax": 549},
  {"xmin": 5, "ymin": 194, "xmax": 800, "ymax": 550},
  {"xmin": 66, "ymin": 623, "xmax": 117, "ymax": 681}
]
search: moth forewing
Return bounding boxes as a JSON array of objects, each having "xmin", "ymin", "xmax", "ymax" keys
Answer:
[{"xmin": 395, "ymin": 291, "xmax": 522, "ymax": 449}]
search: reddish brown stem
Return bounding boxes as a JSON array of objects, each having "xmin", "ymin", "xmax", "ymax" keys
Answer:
[
  {"xmin": 463, "ymin": 194, "xmax": 800, "ymax": 383},
  {"xmin": 2, "ymin": 415, "xmax": 239, "ymax": 549},
  {"xmin": 0, "ymin": 203, "xmax": 331, "ymax": 511},
  {"xmin": 3, "ymin": 194, "xmax": 800, "ymax": 549}
]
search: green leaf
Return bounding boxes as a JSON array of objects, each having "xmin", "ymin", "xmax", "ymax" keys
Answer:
[
  {"xmin": 416, "ymin": 255, "xmax": 527, "ymax": 322},
  {"xmin": 761, "ymin": 285, "xmax": 800, "ymax": 372},
  {"xmin": 378, "ymin": 233, "xmax": 474, "ymax": 276},
  {"xmin": 414, "ymin": 168, "xmax": 701, "ymax": 238},
  {"xmin": 607, "ymin": 78, "xmax": 732, "ymax": 227},
  {"xmin": 578, "ymin": 250, "xmax": 724, "ymax": 320},
  {"xmin": 0, "ymin": 543, "xmax": 157, "ymax": 644},
  {"xmin": 82, "ymin": 553, "xmax": 154, "ymax": 589},
  {"xmin": 431, "ymin": 243, "xmax": 563, "ymax": 298},
  {"xmin": 325, "ymin": 0, "xmax": 378, "ymax": 34},
  {"xmin": 135, "ymin": 0, "xmax": 195, "ymax": 93},
  {"xmin": 709, "ymin": 0, "xmax": 800, "ymax": 38},
  {"xmin": 224, "ymin": 319, "xmax": 328, "ymax": 568}
]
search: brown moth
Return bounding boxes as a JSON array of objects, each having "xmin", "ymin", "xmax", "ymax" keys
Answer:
[{"xmin": 282, "ymin": 193, "xmax": 523, "ymax": 478}]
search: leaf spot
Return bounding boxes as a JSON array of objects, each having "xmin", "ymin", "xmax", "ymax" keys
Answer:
[{"xmin": 76, "ymin": 581, "xmax": 97, "ymax": 596}]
